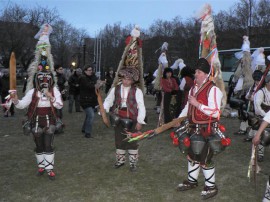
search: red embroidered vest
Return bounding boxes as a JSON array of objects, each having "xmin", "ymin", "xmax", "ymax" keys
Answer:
[
  {"xmin": 188, "ymin": 81, "xmax": 218, "ymax": 124},
  {"xmin": 26, "ymin": 89, "xmax": 57, "ymax": 120},
  {"xmin": 112, "ymin": 85, "xmax": 138, "ymax": 120}
]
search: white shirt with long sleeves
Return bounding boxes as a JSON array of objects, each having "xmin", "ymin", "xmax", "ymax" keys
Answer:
[
  {"xmin": 103, "ymin": 85, "xmax": 146, "ymax": 124},
  {"xmin": 14, "ymin": 87, "xmax": 63, "ymax": 109},
  {"xmin": 254, "ymin": 87, "xmax": 270, "ymax": 117},
  {"xmin": 178, "ymin": 82, "xmax": 223, "ymax": 119}
]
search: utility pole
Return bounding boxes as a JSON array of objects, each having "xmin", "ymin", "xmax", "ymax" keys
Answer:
[
  {"xmin": 83, "ymin": 44, "xmax": 86, "ymax": 66},
  {"xmin": 99, "ymin": 38, "xmax": 101, "ymax": 79},
  {"xmin": 94, "ymin": 32, "xmax": 96, "ymax": 66},
  {"xmin": 248, "ymin": 0, "xmax": 252, "ymax": 36}
]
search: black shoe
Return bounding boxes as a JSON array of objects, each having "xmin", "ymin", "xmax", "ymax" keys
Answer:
[
  {"xmin": 85, "ymin": 133, "xmax": 91, "ymax": 138},
  {"xmin": 176, "ymin": 180, "xmax": 198, "ymax": 191},
  {"xmin": 234, "ymin": 130, "xmax": 246, "ymax": 135},
  {"xmin": 201, "ymin": 186, "xmax": 218, "ymax": 200},
  {"xmin": 82, "ymin": 130, "xmax": 85, "ymax": 133},
  {"xmin": 76, "ymin": 110, "xmax": 82, "ymax": 112},
  {"xmin": 114, "ymin": 162, "xmax": 125, "ymax": 169},
  {"xmin": 258, "ymin": 156, "xmax": 264, "ymax": 162},
  {"xmin": 243, "ymin": 137, "xmax": 252, "ymax": 142}
]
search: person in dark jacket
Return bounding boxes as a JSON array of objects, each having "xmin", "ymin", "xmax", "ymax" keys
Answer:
[
  {"xmin": 160, "ymin": 67, "xmax": 181, "ymax": 123},
  {"xmin": 144, "ymin": 72, "xmax": 154, "ymax": 95},
  {"xmin": 68, "ymin": 68, "xmax": 82, "ymax": 113},
  {"xmin": 105, "ymin": 67, "xmax": 115, "ymax": 94},
  {"xmin": 0, "ymin": 69, "xmax": 15, "ymax": 117},
  {"xmin": 79, "ymin": 65, "xmax": 98, "ymax": 138},
  {"xmin": 55, "ymin": 65, "xmax": 67, "ymax": 119}
]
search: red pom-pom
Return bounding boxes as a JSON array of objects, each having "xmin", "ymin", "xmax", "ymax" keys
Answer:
[
  {"xmin": 125, "ymin": 36, "xmax": 132, "ymax": 46},
  {"xmin": 170, "ymin": 131, "xmax": 175, "ymax": 139},
  {"xmin": 221, "ymin": 137, "xmax": 231, "ymax": 146},
  {"xmin": 183, "ymin": 137, "xmax": 191, "ymax": 147},
  {"xmin": 219, "ymin": 125, "xmax": 226, "ymax": 132},
  {"xmin": 173, "ymin": 137, "xmax": 179, "ymax": 146}
]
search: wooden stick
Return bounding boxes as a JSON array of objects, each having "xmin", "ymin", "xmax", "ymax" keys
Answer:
[
  {"xmin": 95, "ymin": 88, "xmax": 110, "ymax": 127},
  {"xmin": 254, "ymin": 145, "xmax": 258, "ymax": 191},
  {"xmin": 154, "ymin": 116, "xmax": 187, "ymax": 134},
  {"xmin": 9, "ymin": 52, "xmax": 16, "ymax": 90}
]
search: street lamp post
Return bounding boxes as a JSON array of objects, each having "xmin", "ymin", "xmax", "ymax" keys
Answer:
[{"xmin": 83, "ymin": 44, "xmax": 86, "ymax": 66}]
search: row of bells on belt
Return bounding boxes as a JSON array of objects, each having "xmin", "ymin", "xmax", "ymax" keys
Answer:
[{"xmin": 170, "ymin": 124, "xmax": 231, "ymax": 155}]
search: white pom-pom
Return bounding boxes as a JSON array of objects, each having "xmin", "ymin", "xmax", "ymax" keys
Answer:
[
  {"xmin": 130, "ymin": 25, "xmax": 140, "ymax": 38},
  {"xmin": 161, "ymin": 42, "xmax": 168, "ymax": 51}
]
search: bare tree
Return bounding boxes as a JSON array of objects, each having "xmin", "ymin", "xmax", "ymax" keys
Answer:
[{"xmin": 26, "ymin": 5, "xmax": 59, "ymax": 27}]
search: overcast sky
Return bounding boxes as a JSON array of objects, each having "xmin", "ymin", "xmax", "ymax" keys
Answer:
[{"xmin": 2, "ymin": 0, "xmax": 239, "ymax": 36}]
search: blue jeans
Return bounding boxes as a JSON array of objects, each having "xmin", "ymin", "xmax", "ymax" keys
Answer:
[{"xmin": 82, "ymin": 107, "xmax": 95, "ymax": 134}]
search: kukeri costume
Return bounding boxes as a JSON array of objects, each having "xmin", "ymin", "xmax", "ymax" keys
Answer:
[
  {"xmin": 233, "ymin": 36, "xmax": 253, "ymax": 96},
  {"xmin": 234, "ymin": 70, "xmax": 263, "ymax": 139},
  {"xmin": 153, "ymin": 42, "xmax": 169, "ymax": 115},
  {"xmin": 175, "ymin": 5, "xmax": 229, "ymax": 198},
  {"xmin": 13, "ymin": 24, "xmax": 63, "ymax": 180},
  {"xmin": 256, "ymin": 112, "xmax": 270, "ymax": 201},
  {"xmin": 176, "ymin": 4, "xmax": 229, "ymax": 196},
  {"xmin": 253, "ymin": 75, "xmax": 270, "ymax": 162},
  {"xmin": 176, "ymin": 58, "xmax": 225, "ymax": 200},
  {"xmin": 104, "ymin": 26, "xmax": 146, "ymax": 172}
]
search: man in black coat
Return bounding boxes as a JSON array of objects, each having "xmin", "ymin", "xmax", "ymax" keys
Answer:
[
  {"xmin": 79, "ymin": 65, "xmax": 98, "ymax": 138},
  {"xmin": 68, "ymin": 68, "xmax": 82, "ymax": 113},
  {"xmin": 55, "ymin": 65, "xmax": 67, "ymax": 119},
  {"xmin": 0, "ymin": 69, "xmax": 15, "ymax": 117}
]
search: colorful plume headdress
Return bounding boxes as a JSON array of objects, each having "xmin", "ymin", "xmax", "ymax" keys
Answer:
[
  {"xmin": 197, "ymin": 3, "xmax": 227, "ymax": 109},
  {"xmin": 112, "ymin": 25, "xmax": 144, "ymax": 91},
  {"xmin": 25, "ymin": 23, "xmax": 56, "ymax": 93}
]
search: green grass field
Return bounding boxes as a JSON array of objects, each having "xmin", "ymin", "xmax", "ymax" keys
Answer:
[{"xmin": 0, "ymin": 89, "xmax": 269, "ymax": 202}]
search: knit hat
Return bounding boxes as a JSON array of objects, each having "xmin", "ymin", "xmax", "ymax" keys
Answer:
[
  {"xmin": 195, "ymin": 58, "xmax": 210, "ymax": 74},
  {"xmin": 118, "ymin": 67, "xmax": 139, "ymax": 81}
]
